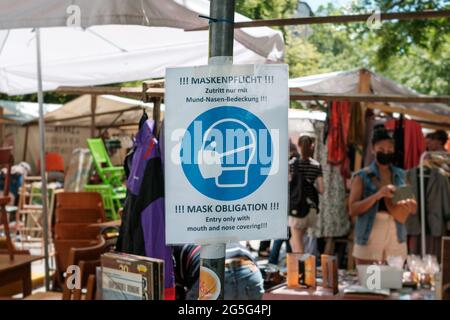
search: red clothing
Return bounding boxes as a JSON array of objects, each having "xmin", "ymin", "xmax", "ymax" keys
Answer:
[
  {"xmin": 327, "ymin": 101, "xmax": 351, "ymax": 177},
  {"xmin": 385, "ymin": 119, "xmax": 425, "ymax": 169},
  {"xmin": 327, "ymin": 101, "xmax": 351, "ymax": 164}
]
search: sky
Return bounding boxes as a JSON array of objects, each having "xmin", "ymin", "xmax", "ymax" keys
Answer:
[{"xmin": 307, "ymin": 0, "xmax": 351, "ymax": 12}]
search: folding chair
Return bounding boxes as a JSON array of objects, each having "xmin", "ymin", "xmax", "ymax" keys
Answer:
[
  {"xmin": 86, "ymin": 139, "xmax": 125, "ymax": 218},
  {"xmin": 15, "ymin": 176, "xmax": 45, "ymax": 245}
]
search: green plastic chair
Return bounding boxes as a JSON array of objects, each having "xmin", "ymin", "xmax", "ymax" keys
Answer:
[
  {"xmin": 87, "ymin": 139, "xmax": 125, "ymax": 190},
  {"xmin": 86, "ymin": 139, "xmax": 126, "ymax": 217},
  {"xmin": 84, "ymin": 184, "xmax": 119, "ymax": 221}
]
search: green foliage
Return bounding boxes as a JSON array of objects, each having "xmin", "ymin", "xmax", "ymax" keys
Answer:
[
  {"xmin": 236, "ymin": 0, "xmax": 297, "ymax": 22},
  {"xmin": 285, "ymin": 32, "xmax": 323, "ymax": 77},
  {"xmin": 237, "ymin": 0, "xmax": 450, "ymax": 95},
  {"xmin": 0, "ymin": 92, "xmax": 78, "ymax": 104}
]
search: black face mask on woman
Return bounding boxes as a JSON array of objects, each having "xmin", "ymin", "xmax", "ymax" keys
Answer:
[{"xmin": 376, "ymin": 152, "xmax": 396, "ymax": 165}]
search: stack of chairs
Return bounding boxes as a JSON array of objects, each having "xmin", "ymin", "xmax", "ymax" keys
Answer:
[{"xmin": 53, "ymin": 192, "xmax": 106, "ymax": 288}]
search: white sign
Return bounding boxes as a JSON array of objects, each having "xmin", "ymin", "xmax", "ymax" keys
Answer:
[{"xmin": 165, "ymin": 64, "xmax": 288, "ymax": 244}]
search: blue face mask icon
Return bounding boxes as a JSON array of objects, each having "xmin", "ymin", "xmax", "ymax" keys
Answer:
[
  {"xmin": 181, "ymin": 106, "xmax": 272, "ymax": 201},
  {"xmin": 197, "ymin": 119, "xmax": 256, "ymax": 188}
]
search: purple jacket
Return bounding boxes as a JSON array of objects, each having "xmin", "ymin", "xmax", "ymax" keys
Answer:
[{"xmin": 118, "ymin": 119, "xmax": 174, "ymax": 291}]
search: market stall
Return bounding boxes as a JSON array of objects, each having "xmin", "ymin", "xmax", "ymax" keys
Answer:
[{"xmin": 0, "ymin": 0, "xmax": 285, "ymax": 296}]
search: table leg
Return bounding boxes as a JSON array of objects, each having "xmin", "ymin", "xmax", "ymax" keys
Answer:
[
  {"xmin": 1, "ymin": 209, "xmax": 15, "ymax": 260},
  {"xmin": 22, "ymin": 263, "xmax": 32, "ymax": 297}
]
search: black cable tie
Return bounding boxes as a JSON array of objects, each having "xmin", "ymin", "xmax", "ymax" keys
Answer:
[{"xmin": 198, "ymin": 14, "xmax": 234, "ymax": 25}]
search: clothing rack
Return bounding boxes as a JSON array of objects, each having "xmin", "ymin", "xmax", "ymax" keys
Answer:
[{"xmin": 419, "ymin": 151, "xmax": 450, "ymax": 257}]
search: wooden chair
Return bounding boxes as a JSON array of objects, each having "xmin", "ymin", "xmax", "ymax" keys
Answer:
[
  {"xmin": 55, "ymin": 192, "xmax": 106, "ymax": 224},
  {"xmin": 62, "ymin": 236, "xmax": 113, "ymax": 300},
  {"xmin": 53, "ymin": 192, "xmax": 107, "ymax": 288},
  {"xmin": 0, "ymin": 147, "xmax": 15, "ymax": 260},
  {"xmin": 15, "ymin": 176, "xmax": 45, "ymax": 244},
  {"xmin": 55, "ymin": 224, "xmax": 101, "ymax": 240},
  {"xmin": 26, "ymin": 237, "xmax": 114, "ymax": 300}
]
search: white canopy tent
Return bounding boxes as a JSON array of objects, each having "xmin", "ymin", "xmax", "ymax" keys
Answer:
[
  {"xmin": 2, "ymin": 95, "xmax": 156, "ymax": 174},
  {"xmin": 0, "ymin": 0, "xmax": 284, "ymax": 95},
  {"xmin": 40, "ymin": 94, "xmax": 161, "ymax": 127}
]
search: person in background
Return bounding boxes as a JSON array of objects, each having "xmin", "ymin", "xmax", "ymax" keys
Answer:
[
  {"xmin": 173, "ymin": 243, "xmax": 264, "ymax": 300},
  {"xmin": 289, "ymin": 135, "xmax": 324, "ymax": 253},
  {"xmin": 349, "ymin": 125, "xmax": 417, "ymax": 265},
  {"xmin": 258, "ymin": 240, "xmax": 271, "ymax": 258},
  {"xmin": 426, "ymin": 130, "xmax": 449, "ymax": 152},
  {"xmin": 268, "ymin": 140, "xmax": 296, "ymax": 265}
]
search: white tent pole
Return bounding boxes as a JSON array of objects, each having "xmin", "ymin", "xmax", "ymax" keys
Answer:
[{"xmin": 36, "ymin": 27, "xmax": 50, "ymax": 291}]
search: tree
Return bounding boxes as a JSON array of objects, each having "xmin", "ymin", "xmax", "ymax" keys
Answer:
[
  {"xmin": 354, "ymin": 0, "xmax": 450, "ymax": 69},
  {"xmin": 285, "ymin": 32, "xmax": 324, "ymax": 77},
  {"xmin": 301, "ymin": 1, "xmax": 450, "ymax": 95},
  {"xmin": 236, "ymin": 0, "xmax": 297, "ymax": 24}
]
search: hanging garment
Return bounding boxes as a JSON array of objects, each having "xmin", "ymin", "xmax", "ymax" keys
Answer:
[
  {"xmin": 386, "ymin": 119, "xmax": 425, "ymax": 170},
  {"xmin": 323, "ymin": 101, "xmax": 332, "ymax": 145},
  {"xmin": 347, "ymin": 102, "xmax": 365, "ymax": 147},
  {"xmin": 327, "ymin": 101, "xmax": 351, "ymax": 165},
  {"xmin": 116, "ymin": 119, "xmax": 175, "ymax": 298},
  {"xmin": 314, "ymin": 121, "xmax": 350, "ymax": 238},
  {"xmin": 393, "ymin": 115, "xmax": 405, "ymax": 169},
  {"xmin": 406, "ymin": 168, "xmax": 450, "ymax": 237},
  {"xmin": 404, "ymin": 120, "xmax": 426, "ymax": 169}
]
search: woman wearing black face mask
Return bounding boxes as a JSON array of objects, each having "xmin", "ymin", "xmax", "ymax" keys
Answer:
[{"xmin": 348, "ymin": 126, "xmax": 417, "ymax": 265}]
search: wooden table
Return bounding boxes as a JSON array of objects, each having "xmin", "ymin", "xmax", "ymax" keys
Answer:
[
  {"xmin": 0, "ymin": 255, "xmax": 44, "ymax": 297},
  {"xmin": 263, "ymin": 283, "xmax": 386, "ymax": 300},
  {"xmin": 263, "ymin": 282, "xmax": 434, "ymax": 300}
]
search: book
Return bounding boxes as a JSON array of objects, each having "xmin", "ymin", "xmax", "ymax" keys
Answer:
[{"xmin": 101, "ymin": 252, "xmax": 164, "ymax": 300}]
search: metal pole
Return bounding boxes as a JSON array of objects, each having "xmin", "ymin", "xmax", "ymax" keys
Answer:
[
  {"xmin": 90, "ymin": 95, "xmax": 97, "ymax": 138},
  {"xmin": 208, "ymin": 0, "xmax": 235, "ymax": 63},
  {"xmin": 199, "ymin": 0, "xmax": 235, "ymax": 300},
  {"xmin": 36, "ymin": 28, "xmax": 50, "ymax": 291},
  {"xmin": 419, "ymin": 151, "xmax": 427, "ymax": 258}
]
